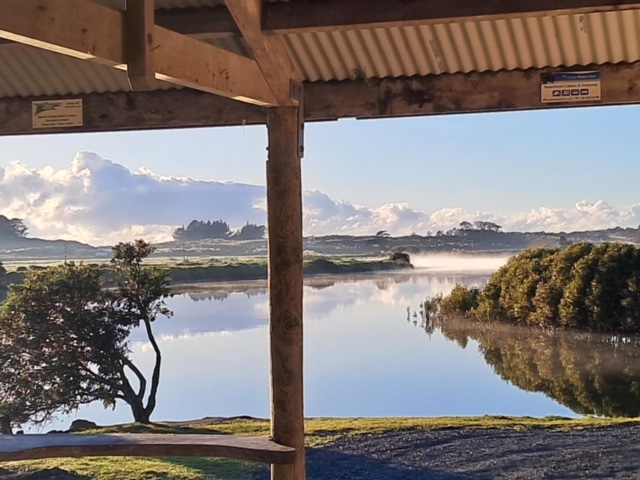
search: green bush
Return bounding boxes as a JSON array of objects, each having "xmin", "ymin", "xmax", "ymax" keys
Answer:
[
  {"xmin": 440, "ymin": 285, "xmax": 480, "ymax": 315},
  {"xmin": 441, "ymin": 243, "xmax": 640, "ymax": 332}
]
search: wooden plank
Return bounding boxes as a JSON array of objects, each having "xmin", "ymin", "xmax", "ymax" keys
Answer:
[
  {"xmin": 304, "ymin": 62, "xmax": 640, "ymax": 120},
  {"xmin": 0, "ymin": 90, "xmax": 266, "ymax": 136},
  {"xmin": 263, "ymin": 0, "xmax": 640, "ymax": 34},
  {"xmin": 3, "ymin": 63, "xmax": 640, "ymax": 135},
  {"xmin": 0, "ymin": 433, "xmax": 296, "ymax": 464},
  {"xmin": 0, "ymin": 0, "xmax": 277, "ymax": 105},
  {"xmin": 225, "ymin": 0, "xmax": 299, "ymax": 106},
  {"xmin": 266, "ymin": 107, "xmax": 305, "ymax": 480},
  {"xmin": 126, "ymin": 0, "xmax": 157, "ymax": 91}
]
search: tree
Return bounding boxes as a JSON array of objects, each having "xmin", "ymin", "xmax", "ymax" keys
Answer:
[
  {"xmin": 0, "ymin": 240, "xmax": 172, "ymax": 430},
  {"xmin": 390, "ymin": 252, "xmax": 411, "ymax": 265},
  {"xmin": 559, "ymin": 235, "xmax": 572, "ymax": 248},
  {"xmin": 0, "ymin": 262, "xmax": 7, "ymax": 305},
  {"xmin": 375, "ymin": 230, "xmax": 390, "ymax": 237},
  {"xmin": 173, "ymin": 220, "xmax": 231, "ymax": 241},
  {"xmin": 110, "ymin": 240, "xmax": 172, "ymax": 423},
  {"xmin": 232, "ymin": 222, "xmax": 266, "ymax": 240},
  {"xmin": 473, "ymin": 221, "xmax": 502, "ymax": 232},
  {"xmin": 0, "ymin": 216, "xmax": 27, "ymax": 239}
]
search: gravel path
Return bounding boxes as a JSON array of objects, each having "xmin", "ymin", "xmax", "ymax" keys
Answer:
[{"xmin": 254, "ymin": 425, "xmax": 640, "ymax": 479}]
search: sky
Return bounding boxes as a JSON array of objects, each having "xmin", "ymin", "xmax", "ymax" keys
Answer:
[{"xmin": 2, "ymin": 103, "xmax": 640, "ymax": 244}]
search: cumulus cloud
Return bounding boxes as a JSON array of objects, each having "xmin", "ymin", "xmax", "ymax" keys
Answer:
[{"xmin": 1, "ymin": 151, "xmax": 640, "ymax": 245}]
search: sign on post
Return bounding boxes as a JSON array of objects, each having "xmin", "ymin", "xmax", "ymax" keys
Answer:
[
  {"xmin": 32, "ymin": 99, "xmax": 83, "ymax": 128},
  {"xmin": 541, "ymin": 71, "xmax": 601, "ymax": 103}
]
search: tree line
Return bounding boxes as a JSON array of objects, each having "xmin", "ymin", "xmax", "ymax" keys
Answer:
[
  {"xmin": 430, "ymin": 242, "xmax": 640, "ymax": 332},
  {"xmin": 173, "ymin": 220, "xmax": 266, "ymax": 241},
  {"xmin": 432, "ymin": 221, "xmax": 503, "ymax": 237}
]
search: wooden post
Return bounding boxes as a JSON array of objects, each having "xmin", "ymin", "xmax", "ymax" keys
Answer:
[
  {"xmin": 266, "ymin": 106, "xmax": 305, "ymax": 480},
  {"xmin": 125, "ymin": 0, "xmax": 157, "ymax": 91}
]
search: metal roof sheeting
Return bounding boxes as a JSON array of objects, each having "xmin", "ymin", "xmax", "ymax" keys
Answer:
[
  {"xmin": 2, "ymin": 8, "xmax": 640, "ymax": 97},
  {"xmin": 0, "ymin": 45, "xmax": 174, "ymax": 98},
  {"xmin": 279, "ymin": 10, "xmax": 640, "ymax": 81}
]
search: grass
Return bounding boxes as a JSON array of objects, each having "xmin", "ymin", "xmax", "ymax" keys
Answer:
[
  {"xmin": 5, "ymin": 456, "xmax": 255, "ymax": 480},
  {"xmin": 4, "ymin": 415, "xmax": 640, "ymax": 479},
  {"xmin": 2, "ymin": 256, "xmax": 410, "ymax": 288}
]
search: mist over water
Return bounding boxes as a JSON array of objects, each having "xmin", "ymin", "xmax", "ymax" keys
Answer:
[{"xmin": 411, "ymin": 254, "xmax": 510, "ymax": 272}]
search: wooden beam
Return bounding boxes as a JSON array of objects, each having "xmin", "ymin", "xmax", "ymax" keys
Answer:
[
  {"xmin": 4, "ymin": 63, "xmax": 640, "ymax": 135},
  {"xmin": 264, "ymin": 0, "xmax": 640, "ymax": 34},
  {"xmin": 0, "ymin": 0, "xmax": 277, "ymax": 105},
  {"xmin": 155, "ymin": 6, "xmax": 239, "ymax": 38},
  {"xmin": 0, "ymin": 433, "xmax": 296, "ymax": 464},
  {"xmin": 266, "ymin": 107, "xmax": 305, "ymax": 480},
  {"xmin": 126, "ymin": 0, "xmax": 157, "ymax": 91},
  {"xmin": 304, "ymin": 62, "xmax": 640, "ymax": 120},
  {"xmin": 0, "ymin": 90, "xmax": 266, "ymax": 136},
  {"xmin": 137, "ymin": 1, "xmax": 640, "ymax": 37},
  {"xmin": 225, "ymin": 0, "xmax": 298, "ymax": 106}
]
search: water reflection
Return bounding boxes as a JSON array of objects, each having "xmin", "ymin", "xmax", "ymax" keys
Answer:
[
  {"xmin": 434, "ymin": 318, "xmax": 640, "ymax": 417},
  {"xmin": 53, "ymin": 263, "xmax": 599, "ymax": 428}
]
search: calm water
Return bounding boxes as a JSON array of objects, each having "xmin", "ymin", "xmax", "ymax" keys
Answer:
[{"xmin": 50, "ymin": 257, "xmax": 640, "ymax": 429}]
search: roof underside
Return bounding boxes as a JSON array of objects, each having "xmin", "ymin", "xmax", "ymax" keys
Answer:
[{"xmin": 1, "ymin": 2, "xmax": 639, "ymax": 98}]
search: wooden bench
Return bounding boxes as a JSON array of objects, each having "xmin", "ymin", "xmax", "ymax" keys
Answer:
[{"xmin": 0, "ymin": 433, "xmax": 296, "ymax": 464}]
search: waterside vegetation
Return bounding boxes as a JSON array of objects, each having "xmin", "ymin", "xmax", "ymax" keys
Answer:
[
  {"xmin": 0, "ymin": 241, "xmax": 172, "ymax": 432},
  {"xmin": 430, "ymin": 242, "xmax": 640, "ymax": 332},
  {"xmin": 1, "ymin": 255, "xmax": 413, "ymax": 288}
]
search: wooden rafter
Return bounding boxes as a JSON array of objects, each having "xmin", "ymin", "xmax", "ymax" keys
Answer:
[
  {"xmin": 224, "ymin": 0, "xmax": 299, "ymax": 106},
  {"xmin": 126, "ymin": 0, "xmax": 157, "ymax": 91},
  {"xmin": 0, "ymin": 0, "xmax": 277, "ymax": 105},
  {"xmin": 3, "ymin": 63, "xmax": 640, "ymax": 136},
  {"xmin": 152, "ymin": 0, "xmax": 640, "ymax": 37}
]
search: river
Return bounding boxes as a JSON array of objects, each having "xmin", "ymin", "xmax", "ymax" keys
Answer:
[{"xmin": 46, "ymin": 255, "xmax": 640, "ymax": 430}]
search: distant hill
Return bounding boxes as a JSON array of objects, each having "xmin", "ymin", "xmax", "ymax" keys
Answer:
[
  {"xmin": 0, "ymin": 236, "xmax": 104, "ymax": 261},
  {"xmin": 152, "ymin": 226, "xmax": 640, "ymax": 258},
  {"xmin": 1, "ymin": 226, "xmax": 638, "ymax": 262}
]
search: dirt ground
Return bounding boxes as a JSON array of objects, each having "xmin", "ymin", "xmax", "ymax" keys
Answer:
[{"xmin": 253, "ymin": 425, "xmax": 640, "ymax": 479}]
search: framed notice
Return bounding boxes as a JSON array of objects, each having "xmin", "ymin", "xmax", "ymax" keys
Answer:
[
  {"xmin": 32, "ymin": 99, "xmax": 83, "ymax": 128},
  {"xmin": 541, "ymin": 71, "xmax": 601, "ymax": 103}
]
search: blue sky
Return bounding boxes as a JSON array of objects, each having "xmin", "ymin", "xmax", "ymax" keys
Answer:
[
  {"xmin": 3, "ymin": 103, "xmax": 639, "ymax": 213},
  {"xmin": 2, "ymin": 104, "xmax": 640, "ymax": 243}
]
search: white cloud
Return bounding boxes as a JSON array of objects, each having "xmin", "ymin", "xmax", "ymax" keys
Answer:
[{"xmin": 1, "ymin": 151, "xmax": 639, "ymax": 245}]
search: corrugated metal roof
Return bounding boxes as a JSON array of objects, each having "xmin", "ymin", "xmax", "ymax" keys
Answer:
[
  {"xmin": 277, "ymin": 10, "xmax": 640, "ymax": 81},
  {"xmin": 0, "ymin": 45, "xmax": 175, "ymax": 97},
  {"xmin": 2, "ymin": 7, "xmax": 640, "ymax": 97}
]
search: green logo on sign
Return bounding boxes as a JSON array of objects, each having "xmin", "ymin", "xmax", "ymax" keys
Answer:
[{"xmin": 34, "ymin": 102, "xmax": 61, "ymax": 116}]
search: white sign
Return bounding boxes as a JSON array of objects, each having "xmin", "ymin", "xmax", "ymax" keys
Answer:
[
  {"xmin": 541, "ymin": 71, "xmax": 601, "ymax": 104},
  {"xmin": 32, "ymin": 99, "xmax": 83, "ymax": 128}
]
